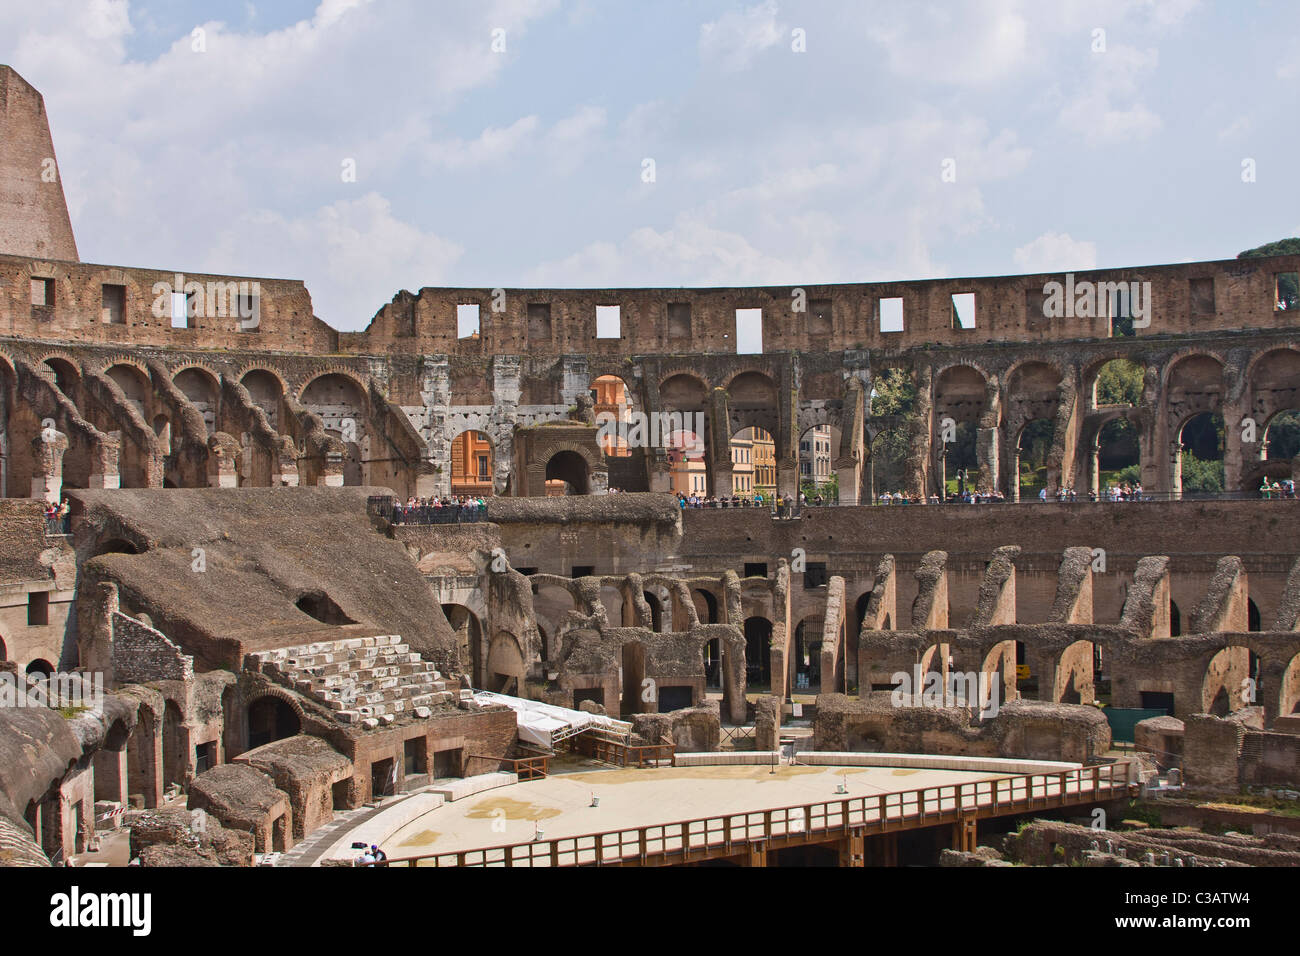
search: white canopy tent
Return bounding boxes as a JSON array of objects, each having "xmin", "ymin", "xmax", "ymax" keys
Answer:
[{"xmin": 471, "ymin": 691, "xmax": 632, "ymax": 750}]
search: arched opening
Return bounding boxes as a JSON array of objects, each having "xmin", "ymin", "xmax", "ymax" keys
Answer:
[
  {"xmin": 1176, "ymin": 411, "xmax": 1225, "ymax": 497},
  {"xmin": 127, "ymin": 706, "xmax": 159, "ymax": 808},
  {"xmin": 91, "ymin": 538, "xmax": 141, "ymax": 558},
  {"xmin": 855, "ymin": 592, "xmax": 872, "ymax": 635},
  {"xmin": 44, "ymin": 357, "xmax": 80, "ymax": 396},
  {"xmin": 793, "ymin": 618, "xmax": 822, "ymax": 691},
  {"xmin": 1248, "ymin": 349, "xmax": 1300, "ymax": 489},
  {"xmin": 1262, "ymin": 408, "xmax": 1300, "ymax": 470},
  {"xmin": 1017, "ymin": 419, "xmax": 1055, "ymax": 500},
  {"xmin": 1170, "ymin": 599, "xmax": 1182, "ymax": 637},
  {"xmin": 442, "ymin": 604, "xmax": 482, "ymax": 678},
  {"xmin": 867, "ymin": 368, "xmax": 917, "ymax": 502},
  {"xmin": 1280, "ymin": 654, "xmax": 1300, "ymax": 716},
  {"xmin": 592, "ymin": 375, "xmax": 634, "ymax": 457},
  {"xmin": 797, "ymin": 425, "xmax": 839, "ymax": 503},
  {"xmin": 162, "ymin": 700, "xmax": 187, "ymax": 790},
  {"xmin": 25, "ymin": 658, "xmax": 53, "ymax": 678},
  {"xmin": 667, "ymin": 423, "xmax": 708, "ymax": 498},
  {"xmin": 934, "ymin": 365, "xmax": 986, "ymax": 497},
  {"xmin": 642, "ymin": 591, "xmax": 663, "ymax": 632},
  {"xmin": 693, "ymin": 588, "xmax": 718, "ymax": 624},
  {"xmin": 1092, "ymin": 358, "xmax": 1145, "ymax": 409},
  {"xmin": 1057, "ymin": 640, "xmax": 1095, "ymax": 705},
  {"xmin": 0, "ymin": 634, "xmax": 6, "ymax": 660},
  {"xmin": 296, "ymin": 591, "xmax": 355, "ymax": 626},
  {"xmin": 1248, "ymin": 599, "xmax": 1261, "ymax": 632},
  {"xmin": 301, "ymin": 374, "xmax": 366, "ymax": 486},
  {"xmin": 174, "ymin": 368, "xmax": 219, "ymax": 436},
  {"xmin": 661, "ymin": 373, "xmax": 711, "ymax": 494},
  {"xmin": 545, "ymin": 450, "xmax": 590, "ymax": 496},
  {"xmin": 1202, "ymin": 646, "xmax": 1250, "ymax": 716},
  {"xmin": 743, "ymin": 617, "xmax": 773, "ymax": 689},
  {"xmin": 486, "ymin": 633, "xmax": 525, "ymax": 695},
  {"xmin": 240, "ymin": 370, "xmax": 283, "ymax": 429},
  {"xmin": 940, "ymin": 420, "xmax": 979, "ymax": 499},
  {"xmin": 1097, "ymin": 417, "xmax": 1141, "ymax": 496},
  {"xmin": 450, "ymin": 430, "xmax": 494, "ymax": 497},
  {"xmin": 246, "ymin": 696, "xmax": 300, "ymax": 751},
  {"xmin": 106, "ymin": 364, "xmax": 151, "ymax": 419}
]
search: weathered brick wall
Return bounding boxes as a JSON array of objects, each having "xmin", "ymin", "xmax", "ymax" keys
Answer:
[
  {"xmin": 0, "ymin": 67, "xmax": 77, "ymax": 262},
  {"xmin": 110, "ymin": 611, "xmax": 194, "ymax": 683}
]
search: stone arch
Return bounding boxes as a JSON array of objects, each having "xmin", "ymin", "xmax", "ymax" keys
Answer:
[
  {"xmin": 238, "ymin": 368, "xmax": 286, "ymax": 429},
  {"xmin": 1202, "ymin": 646, "xmax": 1251, "ymax": 716},
  {"xmin": 441, "ymin": 603, "xmax": 484, "ymax": 679},
  {"xmin": 545, "ymin": 447, "xmax": 592, "ymax": 496},
  {"xmin": 173, "ymin": 366, "xmax": 221, "ymax": 435},
  {"xmin": 105, "ymin": 362, "xmax": 152, "ymax": 418},
  {"xmin": 486, "ymin": 632, "xmax": 525, "ymax": 694},
  {"xmin": 42, "ymin": 354, "xmax": 82, "ymax": 395},
  {"xmin": 301, "ymin": 372, "xmax": 367, "ymax": 486},
  {"xmin": 1055, "ymin": 640, "xmax": 1095, "ymax": 704},
  {"xmin": 245, "ymin": 690, "xmax": 304, "ymax": 751},
  {"xmin": 1280, "ymin": 652, "xmax": 1300, "ymax": 716}
]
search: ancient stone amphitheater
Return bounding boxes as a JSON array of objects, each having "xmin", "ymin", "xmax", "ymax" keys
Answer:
[{"xmin": 1, "ymin": 64, "xmax": 1297, "ymax": 870}]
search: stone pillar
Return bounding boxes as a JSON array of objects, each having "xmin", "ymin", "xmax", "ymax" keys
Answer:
[
  {"xmin": 88, "ymin": 438, "xmax": 121, "ymax": 490},
  {"xmin": 31, "ymin": 428, "xmax": 67, "ymax": 503},
  {"xmin": 78, "ymin": 581, "xmax": 118, "ymax": 687},
  {"xmin": 207, "ymin": 433, "xmax": 240, "ymax": 488}
]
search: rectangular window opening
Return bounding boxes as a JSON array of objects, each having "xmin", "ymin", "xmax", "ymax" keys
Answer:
[
  {"xmin": 527, "ymin": 303, "xmax": 552, "ymax": 342},
  {"xmin": 457, "ymin": 303, "xmax": 481, "ymax": 340},
  {"xmin": 1276, "ymin": 272, "xmax": 1299, "ymax": 312},
  {"xmin": 101, "ymin": 284, "xmax": 126, "ymax": 325},
  {"xmin": 596, "ymin": 305, "xmax": 622, "ymax": 339},
  {"xmin": 30, "ymin": 277, "xmax": 54, "ymax": 308},
  {"xmin": 1110, "ymin": 291, "xmax": 1136, "ymax": 338},
  {"xmin": 744, "ymin": 562, "xmax": 769, "ymax": 578},
  {"xmin": 878, "ymin": 297, "xmax": 904, "ymax": 333},
  {"xmin": 803, "ymin": 562, "xmax": 829, "ymax": 589},
  {"xmin": 1189, "ymin": 278, "xmax": 1215, "ymax": 316},
  {"xmin": 735, "ymin": 308, "xmax": 764, "ymax": 354},
  {"xmin": 170, "ymin": 292, "xmax": 192, "ymax": 329},
  {"xmin": 27, "ymin": 591, "xmax": 49, "ymax": 626},
  {"xmin": 951, "ymin": 292, "xmax": 976, "ymax": 330},
  {"xmin": 667, "ymin": 303, "xmax": 691, "ymax": 339},
  {"xmin": 808, "ymin": 298, "xmax": 832, "ymax": 335},
  {"xmin": 237, "ymin": 291, "xmax": 259, "ymax": 332}
]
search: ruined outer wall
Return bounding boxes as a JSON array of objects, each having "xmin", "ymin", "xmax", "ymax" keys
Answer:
[{"xmin": 0, "ymin": 68, "xmax": 76, "ymax": 262}]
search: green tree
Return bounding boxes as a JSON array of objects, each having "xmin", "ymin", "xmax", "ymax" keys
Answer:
[
  {"xmin": 868, "ymin": 368, "xmax": 918, "ymax": 496},
  {"xmin": 1095, "ymin": 359, "xmax": 1144, "ymax": 406}
]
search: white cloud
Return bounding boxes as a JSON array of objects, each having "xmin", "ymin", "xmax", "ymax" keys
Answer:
[
  {"xmin": 699, "ymin": 0, "xmax": 784, "ymax": 72},
  {"xmin": 1013, "ymin": 233, "xmax": 1098, "ymax": 273},
  {"xmin": 1057, "ymin": 45, "xmax": 1163, "ymax": 143},
  {"xmin": 208, "ymin": 193, "xmax": 462, "ymax": 324}
]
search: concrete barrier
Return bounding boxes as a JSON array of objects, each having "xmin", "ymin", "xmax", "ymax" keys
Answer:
[
  {"xmin": 672, "ymin": 751, "xmax": 782, "ymax": 767},
  {"xmin": 430, "ymin": 772, "xmax": 517, "ymax": 802}
]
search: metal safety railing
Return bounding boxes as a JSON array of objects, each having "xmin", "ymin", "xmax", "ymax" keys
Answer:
[{"xmin": 370, "ymin": 761, "xmax": 1130, "ymax": 868}]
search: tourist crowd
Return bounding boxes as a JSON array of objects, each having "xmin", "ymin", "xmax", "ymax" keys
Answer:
[
  {"xmin": 43, "ymin": 500, "xmax": 70, "ymax": 534},
  {"xmin": 386, "ymin": 495, "xmax": 488, "ymax": 524}
]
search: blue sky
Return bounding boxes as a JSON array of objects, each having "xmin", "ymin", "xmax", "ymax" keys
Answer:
[{"xmin": 1, "ymin": 0, "xmax": 1296, "ymax": 330}]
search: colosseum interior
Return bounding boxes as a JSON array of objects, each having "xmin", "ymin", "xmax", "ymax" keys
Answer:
[{"xmin": 1, "ymin": 62, "xmax": 1298, "ymax": 875}]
